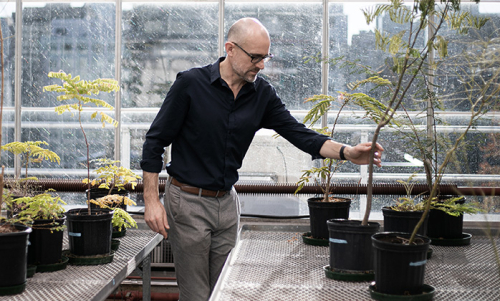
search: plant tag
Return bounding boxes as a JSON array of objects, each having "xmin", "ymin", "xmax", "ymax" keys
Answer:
[
  {"xmin": 409, "ymin": 260, "xmax": 427, "ymax": 266},
  {"xmin": 329, "ymin": 238, "xmax": 347, "ymax": 244},
  {"xmin": 68, "ymin": 232, "xmax": 82, "ymax": 237}
]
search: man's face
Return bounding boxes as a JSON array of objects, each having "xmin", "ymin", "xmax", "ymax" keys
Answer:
[{"xmin": 231, "ymin": 40, "xmax": 270, "ymax": 83}]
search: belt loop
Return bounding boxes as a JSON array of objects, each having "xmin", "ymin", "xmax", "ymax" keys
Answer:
[
  {"xmin": 198, "ymin": 188, "xmax": 202, "ymax": 197},
  {"xmin": 215, "ymin": 191, "xmax": 220, "ymax": 198}
]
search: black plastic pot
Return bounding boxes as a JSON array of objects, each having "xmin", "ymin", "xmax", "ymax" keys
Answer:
[
  {"xmin": 112, "ymin": 227, "xmax": 126, "ymax": 238},
  {"xmin": 308, "ymin": 197, "xmax": 351, "ymax": 239},
  {"xmin": 327, "ymin": 219, "xmax": 380, "ymax": 273},
  {"xmin": 88, "ymin": 188, "xmax": 129, "ymax": 210},
  {"xmin": 382, "ymin": 207, "xmax": 428, "ymax": 236},
  {"xmin": 427, "ymin": 196, "xmax": 465, "ymax": 239},
  {"xmin": 0, "ymin": 223, "xmax": 32, "ymax": 295},
  {"xmin": 372, "ymin": 232, "xmax": 431, "ymax": 295},
  {"xmin": 66, "ymin": 208, "xmax": 114, "ymax": 256},
  {"xmin": 327, "ymin": 219, "xmax": 380, "ymax": 272},
  {"xmin": 28, "ymin": 217, "xmax": 66, "ymax": 266}
]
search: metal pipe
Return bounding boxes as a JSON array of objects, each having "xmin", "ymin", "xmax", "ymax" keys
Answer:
[{"xmin": 4, "ymin": 178, "xmax": 499, "ymax": 196}]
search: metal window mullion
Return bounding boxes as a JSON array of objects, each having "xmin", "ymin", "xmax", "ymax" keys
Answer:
[
  {"xmin": 14, "ymin": 0, "xmax": 22, "ymax": 178},
  {"xmin": 218, "ymin": 0, "xmax": 225, "ymax": 57},
  {"xmin": 114, "ymin": 0, "xmax": 122, "ymax": 163},
  {"xmin": 321, "ymin": 0, "xmax": 329, "ymax": 130}
]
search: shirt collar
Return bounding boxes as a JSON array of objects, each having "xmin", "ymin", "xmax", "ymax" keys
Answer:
[{"xmin": 210, "ymin": 57, "xmax": 257, "ymax": 91}]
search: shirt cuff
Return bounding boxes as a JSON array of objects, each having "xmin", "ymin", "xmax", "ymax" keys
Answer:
[{"xmin": 140, "ymin": 159, "xmax": 163, "ymax": 173}]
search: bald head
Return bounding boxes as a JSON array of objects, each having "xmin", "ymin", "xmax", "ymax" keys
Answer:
[{"xmin": 227, "ymin": 18, "xmax": 270, "ymax": 45}]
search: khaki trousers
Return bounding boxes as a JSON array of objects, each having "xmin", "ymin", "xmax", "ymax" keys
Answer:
[{"xmin": 164, "ymin": 180, "xmax": 240, "ymax": 301}]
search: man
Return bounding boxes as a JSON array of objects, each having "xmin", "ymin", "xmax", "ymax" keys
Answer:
[{"xmin": 141, "ymin": 17, "xmax": 384, "ymax": 301}]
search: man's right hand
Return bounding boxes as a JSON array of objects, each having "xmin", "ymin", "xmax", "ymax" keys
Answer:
[{"xmin": 143, "ymin": 171, "xmax": 170, "ymax": 239}]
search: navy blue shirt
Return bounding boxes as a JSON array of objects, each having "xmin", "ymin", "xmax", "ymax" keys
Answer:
[{"xmin": 140, "ymin": 57, "xmax": 329, "ymax": 191}]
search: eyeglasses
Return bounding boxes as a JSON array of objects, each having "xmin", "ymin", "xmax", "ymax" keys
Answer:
[{"xmin": 231, "ymin": 42, "xmax": 274, "ymax": 64}]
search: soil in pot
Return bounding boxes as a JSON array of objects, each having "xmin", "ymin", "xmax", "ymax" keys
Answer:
[
  {"xmin": 308, "ymin": 197, "xmax": 351, "ymax": 240},
  {"xmin": 382, "ymin": 207, "xmax": 428, "ymax": 236},
  {"xmin": 28, "ymin": 217, "xmax": 66, "ymax": 266},
  {"xmin": 66, "ymin": 208, "xmax": 114, "ymax": 256},
  {"xmin": 0, "ymin": 223, "xmax": 32, "ymax": 296},
  {"xmin": 372, "ymin": 232, "xmax": 432, "ymax": 296},
  {"xmin": 327, "ymin": 219, "xmax": 380, "ymax": 281}
]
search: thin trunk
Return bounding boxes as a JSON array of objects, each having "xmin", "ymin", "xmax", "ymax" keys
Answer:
[{"xmin": 78, "ymin": 101, "xmax": 91, "ymax": 215}]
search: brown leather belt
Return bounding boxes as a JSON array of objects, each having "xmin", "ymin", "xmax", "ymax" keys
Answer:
[{"xmin": 171, "ymin": 178, "xmax": 228, "ymax": 198}]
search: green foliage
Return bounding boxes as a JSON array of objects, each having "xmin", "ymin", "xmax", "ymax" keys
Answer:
[
  {"xmin": 390, "ymin": 197, "xmax": 425, "ymax": 212},
  {"xmin": 2, "ymin": 140, "xmax": 59, "ymax": 197},
  {"xmin": 111, "ymin": 208, "xmax": 138, "ymax": 232},
  {"xmin": 389, "ymin": 176, "xmax": 483, "ymax": 217},
  {"xmin": 390, "ymin": 174, "xmax": 425, "ymax": 211},
  {"xmin": 429, "ymin": 196, "xmax": 484, "ymax": 217},
  {"xmin": 296, "ymin": 94, "xmax": 349, "ymax": 200},
  {"xmin": 1, "ymin": 141, "xmax": 60, "ymax": 188},
  {"xmin": 1, "ymin": 141, "xmax": 60, "ymax": 166},
  {"xmin": 83, "ymin": 159, "xmax": 141, "ymax": 194},
  {"xmin": 9, "ymin": 192, "xmax": 67, "ymax": 232},
  {"xmin": 295, "ymin": 160, "xmax": 345, "ymax": 195},
  {"xmin": 44, "ymin": 71, "xmax": 119, "ymax": 128},
  {"xmin": 89, "ymin": 198, "xmax": 138, "ymax": 232},
  {"xmin": 303, "ymin": 94, "xmax": 335, "ymax": 127}
]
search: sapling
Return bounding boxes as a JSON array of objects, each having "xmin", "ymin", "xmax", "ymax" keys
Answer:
[
  {"xmin": 318, "ymin": 1, "xmax": 489, "ymax": 246},
  {"xmin": 43, "ymin": 72, "xmax": 119, "ymax": 214},
  {"xmin": 1, "ymin": 141, "xmax": 60, "ymax": 197}
]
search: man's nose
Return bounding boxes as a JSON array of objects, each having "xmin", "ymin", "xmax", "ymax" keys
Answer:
[{"xmin": 256, "ymin": 59, "xmax": 265, "ymax": 70}]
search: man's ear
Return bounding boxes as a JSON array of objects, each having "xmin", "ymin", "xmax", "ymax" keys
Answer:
[{"xmin": 225, "ymin": 42, "xmax": 235, "ymax": 57}]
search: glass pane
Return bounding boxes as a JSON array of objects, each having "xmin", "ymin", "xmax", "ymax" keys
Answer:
[
  {"xmin": 22, "ymin": 3, "xmax": 116, "ymax": 107},
  {"xmin": 122, "ymin": 110, "xmax": 158, "ymax": 170},
  {"xmin": 121, "ymin": 2, "xmax": 219, "ymax": 108},
  {"xmin": 226, "ymin": 2, "xmax": 323, "ymax": 110},
  {"xmin": 0, "ymin": 2, "xmax": 16, "ymax": 172}
]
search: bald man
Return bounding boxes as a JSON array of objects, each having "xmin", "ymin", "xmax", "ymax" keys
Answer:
[{"xmin": 141, "ymin": 17, "xmax": 383, "ymax": 301}]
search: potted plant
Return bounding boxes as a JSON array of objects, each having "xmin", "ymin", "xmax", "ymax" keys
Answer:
[
  {"xmin": 381, "ymin": 175, "xmax": 429, "ymax": 237},
  {"xmin": 1, "ymin": 141, "xmax": 60, "ymax": 215},
  {"xmin": 297, "ymin": 93, "xmax": 381, "ymax": 279},
  {"xmin": 329, "ymin": 0, "xmax": 491, "ymax": 297},
  {"xmin": 0, "ymin": 217, "xmax": 32, "ymax": 296},
  {"xmin": 89, "ymin": 194, "xmax": 138, "ymax": 238},
  {"xmin": 0, "ymin": 18, "xmax": 31, "ymax": 296},
  {"xmin": 426, "ymin": 195, "xmax": 483, "ymax": 245},
  {"xmin": 84, "ymin": 158, "xmax": 141, "ymax": 211},
  {"xmin": 304, "ymin": 0, "xmax": 490, "ymax": 294},
  {"xmin": 13, "ymin": 192, "xmax": 68, "ymax": 272},
  {"xmin": 296, "ymin": 95, "xmax": 352, "ymax": 245},
  {"xmin": 44, "ymin": 72, "xmax": 119, "ymax": 259}
]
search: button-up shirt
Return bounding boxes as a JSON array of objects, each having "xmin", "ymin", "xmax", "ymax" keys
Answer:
[{"xmin": 140, "ymin": 57, "xmax": 329, "ymax": 191}]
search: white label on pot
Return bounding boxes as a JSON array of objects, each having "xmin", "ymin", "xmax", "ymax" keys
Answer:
[
  {"xmin": 68, "ymin": 232, "xmax": 82, "ymax": 237},
  {"xmin": 329, "ymin": 238, "xmax": 347, "ymax": 244},
  {"xmin": 410, "ymin": 260, "xmax": 427, "ymax": 266}
]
